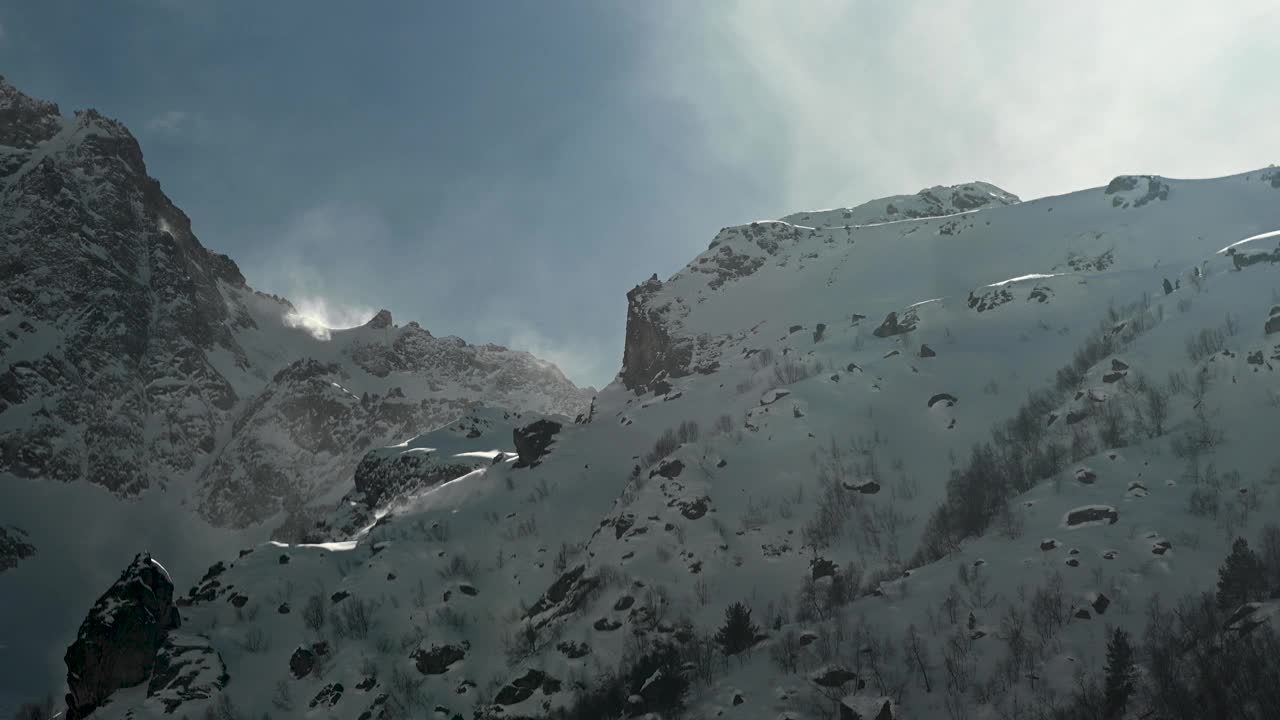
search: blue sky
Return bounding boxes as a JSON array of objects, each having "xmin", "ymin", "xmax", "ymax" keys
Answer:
[{"xmin": 3, "ymin": 1, "xmax": 1278, "ymax": 387}]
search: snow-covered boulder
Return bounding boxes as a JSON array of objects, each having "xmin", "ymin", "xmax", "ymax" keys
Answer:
[{"xmin": 64, "ymin": 553, "xmax": 182, "ymax": 719}]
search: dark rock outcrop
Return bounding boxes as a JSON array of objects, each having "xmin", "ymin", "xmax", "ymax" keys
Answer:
[
  {"xmin": 1267, "ymin": 306, "xmax": 1280, "ymax": 336},
  {"xmin": 1065, "ymin": 506, "xmax": 1119, "ymax": 527},
  {"xmin": 621, "ymin": 275, "xmax": 692, "ymax": 394},
  {"xmin": 840, "ymin": 696, "xmax": 894, "ymax": 720},
  {"xmin": 525, "ymin": 565, "xmax": 601, "ymax": 628},
  {"xmin": 650, "ymin": 459, "xmax": 684, "ymax": 479},
  {"xmin": 354, "ymin": 450, "xmax": 475, "ymax": 509},
  {"xmin": 1105, "ymin": 175, "xmax": 1169, "ymax": 208},
  {"xmin": 412, "ymin": 644, "xmax": 467, "ymax": 675},
  {"xmin": 1091, "ymin": 594, "xmax": 1111, "ymax": 615},
  {"xmin": 64, "ymin": 553, "xmax": 181, "ymax": 720},
  {"xmin": 927, "ymin": 393, "xmax": 958, "ymax": 408},
  {"xmin": 513, "ymin": 419, "xmax": 562, "ymax": 468},
  {"xmin": 811, "ymin": 666, "xmax": 859, "ymax": 688},
  {"xmin": 0, "ymin": 525, "xmax": 35, "ymax": 572},
  {"xmin": 310, "ymin": 683, "xmax": 344, "ymax": 708},
  {"xmin": 811, "ymin": 556, "xmax": 837, "ymax": 580},
  {"xmin": 494, "ymin": 669, "xmax": 560, "ymax": 706},
  {"xmin": 872, "ymin": 310, "xmax": 918, "ymax": 338},
  {"xmin": 145, "ymin": 634, "xmax": 228, "ymax": 714},
  {"xmin": 556, "ymin": 640, "xmax": 590, "ymax": 659}
]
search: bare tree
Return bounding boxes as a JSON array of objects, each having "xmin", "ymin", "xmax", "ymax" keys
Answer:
[
  {"xmin": 903, "ymin": 624, "xmax": 934, "ymax": 693},
  {"xmin": 770, "ymin": 629, "xmax": 802, "ymax": 674}
]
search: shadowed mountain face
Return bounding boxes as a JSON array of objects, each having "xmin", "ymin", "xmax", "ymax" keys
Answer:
[{"xmin": 0, "ymin": 76, "xmax": 592, "ymax": 528}]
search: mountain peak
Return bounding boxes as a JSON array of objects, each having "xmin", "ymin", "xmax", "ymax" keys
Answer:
[
  {"xmin": 365, "ymin": 308, "xmax": 394, "ymax": 329},
  {"xmin": 0, "ymin": 75, "xmax": 63, "ymax": 148}
]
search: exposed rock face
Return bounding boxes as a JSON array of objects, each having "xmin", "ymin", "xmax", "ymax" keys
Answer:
[
  {"xmin": 0, "ymin": 524, "xmax": 35, "ymax": 572},
  {"xmin": 621, "ymin": 275, "xmax": 694, "ymax": 394},
  {"xmin": 354, "ymin": 450, "xmax": 474, "ymax": 510},
  {"xmin": 840, "ymin": 696, "xmax": 894, "ymax": 720},
  {"xmin": 513, "ymin": 419, "xmax": 562, "ymax": 468},
  {"xmin": 65, "ymin": 553, "xmax": 181, "ymax": 720},
  {"xmin": 0, "ymin": 77, "xmax": 63, "ymax": 148},
  {"xmin": 781, "ymin": 182, "xmax": 1019, "ymax": 227},
  {"xmin": 146, "ymin": 634, "xmax": 228, "ymax": 714},
  {"xmin": 0, "ymin": 77, "xmax": 248, "ymax": 494},
  {"xmin": 493, "ymin": 668, "xmax": 559, "ymax": 706},
  {"xmin": 873, "ymin": 310, "xmax": 918, "ymax": 338},
  {"xmin": 812, "ymin": 666, "xmax": 859, "ymax": 688},
  {"xmin": 412, "ymin": 643, "xmax": 467, "ymax": 675},
  {"xmin": 1066, "ymin": 506, "xmax": 1119, "ymax": 527},
  {"xmin": 1105, "ymin": 175, "xmax": 1170, "ymax": 208},
  {"xmin": 0, "ymin": 77, "xmax": 591, "ymax": 528},
  {"xmin": 1266, "ymin": 305, "xmax": 1280, "ymax": 336},
  {"xmin": 968, "ymin": 287, "xmax": 1013, "ymax": 313},
  {"xmin": 1229, "ymin": 244, "xmax": 1280, "ymax": 270}
]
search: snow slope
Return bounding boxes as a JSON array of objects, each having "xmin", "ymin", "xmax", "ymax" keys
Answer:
[{"xmin": 58, "ymin": 164, "xmax": 1280, "ymax": 719}]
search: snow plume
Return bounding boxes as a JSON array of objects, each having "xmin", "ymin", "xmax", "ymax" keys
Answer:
[{"xmin": 283, "ymin": 295, "xmax": 377, "ymax": 341}]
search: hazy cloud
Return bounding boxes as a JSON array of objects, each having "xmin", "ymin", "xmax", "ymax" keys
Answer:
[
  {"xmin": 644, "ymin": 1, "xmax": 1280, "ymax": 208},
  {"xmin": 475, "ymin": 308, "xmax": 613, "ymax": 392},
  {"xmin": 146, "ymin": 109, "xmax": 189, "ymax": 135}
]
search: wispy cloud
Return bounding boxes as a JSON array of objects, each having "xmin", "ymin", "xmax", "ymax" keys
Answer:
[
  {"xmin": 475, "ymin": 308, "xmax": 613, "ymax": 391},
  {"xmin": 643, "ymin": 1, "xmax": 1280, "ymax": 207},
  {"xmin": 146, "ymin": 109, "xmax": 189, "ymax": 135}
]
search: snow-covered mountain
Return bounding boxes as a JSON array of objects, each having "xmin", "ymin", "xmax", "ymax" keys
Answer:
[
  {"xmin": 0, "ymin": 76, "xmax": 590, "ymax": 525},
  {"xmin": 0, "ymin": 77, "xmax": 591, "ymax": 712},
  {"xmin": 10, "ymin": 77, "xmax": 1280, "ymax": 720}
]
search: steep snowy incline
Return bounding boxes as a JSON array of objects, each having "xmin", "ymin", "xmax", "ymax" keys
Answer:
[
  {"xmin": 620, "ymin": 169, "xmax": 1280, "ymax": 395},
  {"xmin": 61, "ymin": 164, "xmax": 1280, "ymax": 720}
]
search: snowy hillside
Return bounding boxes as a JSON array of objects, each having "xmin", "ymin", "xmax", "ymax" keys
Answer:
[
  {"xmin": 0, "ymin": 77, "xmax": 591, "ymax": 714},
  {"xmin": 36, "ymin": 158, "xmax": 1280, "ymax": 720}
]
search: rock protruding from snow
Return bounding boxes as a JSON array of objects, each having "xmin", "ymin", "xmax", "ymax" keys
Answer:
[
  {"xmin": 872, "ymin": 310, "xmax": 918, "ymax": 338},
  {"xmin": 781, "ymin": 182, "xmax": 1019, "ymax": 227},
  {"xmin": 1104, "ymin": 175, "xmax": 1170, "ymax": 209},
  {"xmin": 840, "ymin": 695, "xmax": 895, "ymax": 720},
  {"xmin": 513, "ymin": 419, "xmax": 562, "ymax": 468},
  {"xmin": 0, "ymin": 524, "xmax": 35, "ymax": 572},
  {"xmin": 1266, "ymin": 305, "xmax": 1280, "ymax": 336},
  {"xmin": 621, "ymin": 275, "xmax": 693, "ymax": 394},
  {"xmin": 1064, "ymin": 505, "xmax": 1119, "ymax": 528},
  {"xmin": 412, "ymin": 643, "xmax": 467, "ymax": 675},
  {"xmin": 0, "ymin": 75, "xmax": 63, "ymax": 148},
  {"xmin": 64, "ymin": 553, "xmax": 182, "ymax": 720},
  {"xmin": 146, "ymin": 633, "xmax": 228, "ymax": 714}
]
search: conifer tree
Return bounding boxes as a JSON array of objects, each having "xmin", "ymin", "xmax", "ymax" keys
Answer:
[
  {"xmin": 1217, "ymin": 537, "xmax": 1266, "ymax": 609},
  {"xmin": 1103, "ymin": 626, "xmax": 1136, "ymax": 719},
  {"xmin": 714, "ymin": 601, "xmax": 760, "ymax": 656}
]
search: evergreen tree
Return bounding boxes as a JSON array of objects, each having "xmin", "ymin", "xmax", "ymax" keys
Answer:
[
  {"xmin": 1103, "ymin": 627, "xmax": 1136, "ymax": 719},
  {"xmin": 1216, "ymin": 537, "xmax": 1266, "ymax": 609},
  {"xmin": 714, "ymin": 601, "xmax": 760, "ymax": 656}
]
